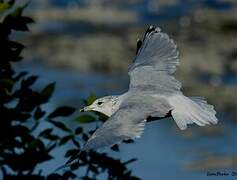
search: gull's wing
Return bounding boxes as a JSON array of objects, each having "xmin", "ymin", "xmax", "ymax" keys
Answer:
[
  {"xmin": 128, "ymin": 26, "xmax": 181, "ymax": 94},
  {"xmin": 82, "ymin": 94, "xmax": 172, "ymax": 150},
  {"xmin": 128, "ymin": 27, "xmax": 218, "ymax": 130}
]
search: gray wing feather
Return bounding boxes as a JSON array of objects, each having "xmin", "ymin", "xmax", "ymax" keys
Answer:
[
  {"xmin": 83, "ymin": 107, "xmax": 147, "ymax": 150},
  {"xmin": 83, "ymin": 27, "xmax": 182, "ymax": 150},
  {"xmin": 129, "ymin": 67, "xmax": 181, "ymax": 93},
  {"xmin": 129, "ymin": 27, "xmax": 181, "ymax": 94},
  {"xmin": 83, "ymin": 94, "xmax": 172, "ymax": 150},
  {"xmin": 129, "ymin": 27, "xmax": 179, "ymax": 74}
]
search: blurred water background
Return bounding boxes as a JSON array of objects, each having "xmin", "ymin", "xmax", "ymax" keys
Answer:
[{"xmin": 15, "ymin": 0, "xmax": 237, "ymax": 179}]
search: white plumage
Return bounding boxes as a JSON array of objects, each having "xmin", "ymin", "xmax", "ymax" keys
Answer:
[
  {"xmin": 80, "ymin": 26, "xmax": 218, "ymax": 151},
  {"xmin": 168, "ymin": 94, "xmax": 217, "ymax": 130}
]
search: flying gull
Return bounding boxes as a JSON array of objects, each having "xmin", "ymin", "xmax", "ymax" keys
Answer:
[{"xmin": 79, "ymin": 26, "xmax": 218, "ymax": 151}]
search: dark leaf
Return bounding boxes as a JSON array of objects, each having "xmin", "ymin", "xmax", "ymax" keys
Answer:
[
  {"xmin": 123, "ymin": 158, "xmax": 137, "ymax": 165},
  {"xmin": 85, "ymin": 93, "xmax": 97, "ymax": 106},
  {"xmin": 44, "ymin": 134, "xmax": 60, "ymax": 141},
  {"xmin": 72, "ymin": 138, "xmax": 80, "ymax": 148},
  {"xmin": 65, "ymin": 149, "xmax": 80, "ymax": 158},
  {"xmin": 0, "ymin": 78, "xmax": 14, "ymax": 90},
  {"xmin": 12, "ymin": 125, "xmax": 30, "ymax": 136},
  {"xmin": 9, "ymin": 40, "xmax": 25, "ymax": 49},
  {"xmin": 125, "ymin": 170, "xmax": 132, "ymax": 176},
  {"xmin": 75, "ymin": 127, "xmax": 83, "ymax": 134},
  {"xmin": 34, "ymin": 107, "xmax": 46, "ymax": 120},
  {"xmin": 39, "ymin": 129, "xmax": 59, "ymax": 140},
  {"xmin": 0, "ymin": 2, "xmax": 11, "ymax": 13},
  {"xmin": 5, "ymin": 15, "xmax": 29, "ymax": 31},
  {"xmin": 21, "ymin": 75, "xmax": 38, "ymax": 88},
  {"xmin": 5, "ymin": 174, "xmax": 44, "ymax": 180},
  {"xmin": 48, "ymin": 106, "xmax": 76, "ymax": 119},
  {"xmin": 82, "ymin": 133, "xmax": 89, "ymax": 141},
  {"xmin": 27, "ymin": 139, "xmax": 45, "ymax": 151},
  {"xmin": 48, "ymin": 120, "xmax": 71, "ymax": 132},
  {"xmin": 127, "ymin": 176, "xmax": 141, "ymax": 180},
  {"xmin": 70, "ymin": 162, "xmax": 80, "ymax": 170},
  {"xmin": 8, "ymin": 0, "xmax": 15, "ymax": 6},
  {"xmin": 59, "ymin": 135, "xmax": 74, "ymax": 146},
  {"xmin": 17, "ymin": 113, "xmax": 31, "ymax": 121},
  {"xmin": 63, "ymin": 171, "xmax": 77, "ymax": 179},
  {"xmin": 47, "ymin": 143, "xmax": 57, "ymax": 152},
  {"xmin": 9, "ymin": 40, "xmax": 25, "ymax": 57},
  {"xmin": 82, "ymin": 177, "xmax": 92, "ymax": 180},
  {"xmin": 21, "ymin": 16, "xmax": 34, "ymax": 24},
  {"xmin": 89, "ymin": 164, "xmax": 99, "ymax": 174},
  {"xmin": 75, "ymin": 114, "xmax": 96, "ymax": 123},
  {"xmin": 41, "ymin": 82, "xmax": 55, "ymax": 100},
  {"xmin": 38, "ymin": 128, "xmax": 53, "ymax": 137},
  {"xmin": 88, "ymin": 129, "xmax": 96, "ymax": 135},
  {"xmin": 47, "ymin": 173, "xmax": 62, "ymax": 180}
]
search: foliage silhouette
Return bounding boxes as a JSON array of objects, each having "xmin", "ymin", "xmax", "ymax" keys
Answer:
[{"xmin": 0, "ymin": 1, "xmax": 139, "ymax": 179}]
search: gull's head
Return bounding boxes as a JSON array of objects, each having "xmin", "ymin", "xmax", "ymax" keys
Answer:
[{"xmin": 80, "ymin": 96, "xmax": 120, "ymax": 117}]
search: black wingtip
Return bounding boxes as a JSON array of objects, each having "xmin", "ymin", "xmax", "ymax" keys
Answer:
[
  {"xmin": 136, "ymin": 39, "xmax": 143, "ymax": 55},
  {"xmin": 135, "ymin": 25, "xmax": 161, "ymax": 55},
  {"xmin": 145, "ymin": 25, "xmax": 156, "ymax": 35}
]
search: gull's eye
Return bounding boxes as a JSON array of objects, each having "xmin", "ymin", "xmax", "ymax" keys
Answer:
[{"xmin": 97, "ymin": 101, "xmax": 103, "ymax": 106}]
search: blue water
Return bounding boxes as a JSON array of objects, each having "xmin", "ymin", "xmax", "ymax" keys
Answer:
[
  {"xmin": 45, "ymin": 0, "xmax": 233, "ymax": 11},
  {"xmin": 16, "ymin": 62, "xmax": 128, "ymax": 106},
  {"xmin": 15, "ymin": 0, "xmax": 237, "ymax": 179},
  {"xmin": 17, "ymin": 62, "xmax": 237, "ymax": 180},
  {"xmin": 200, "ymin": 73, "xmax": 237, "ymax": 86},
  {"xmin": 30, "ymin": 0, "xmax": 234, "ymax": 26}
]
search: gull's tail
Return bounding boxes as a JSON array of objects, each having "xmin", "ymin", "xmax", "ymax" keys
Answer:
[{"xmin": 168, "ymin": 94, "xmax": 218, "ymax": 130}]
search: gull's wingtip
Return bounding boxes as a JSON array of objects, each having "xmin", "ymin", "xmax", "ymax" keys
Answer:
[{"xmin": 145, "ymin": 25, "xmax": 161, "ymax": 35}]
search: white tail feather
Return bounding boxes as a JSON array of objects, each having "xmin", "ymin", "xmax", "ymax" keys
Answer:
[{"xmin": 168, "ymin": 94, "xmax": 218, "ymax": 130}]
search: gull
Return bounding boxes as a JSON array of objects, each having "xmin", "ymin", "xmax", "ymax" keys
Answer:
[{"xmin": 80, "ymin": 26, "xmax": 218, "ymax": 151}]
